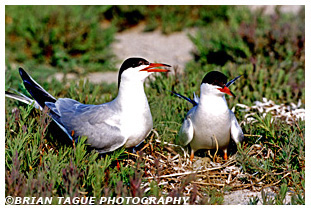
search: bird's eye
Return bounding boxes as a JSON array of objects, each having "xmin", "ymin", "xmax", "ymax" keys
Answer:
[{"xmin": 138, "ymin": 61, "xmax": 143, "ymax": 65}]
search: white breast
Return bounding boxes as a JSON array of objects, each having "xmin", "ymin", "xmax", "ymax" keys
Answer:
[
  {"xmin": 190, "ymin": 94, "xmax": 231, "ymax": 151},
  {"xmin": 116, "ymin": 82, "xmax": 153, "ymax": 148}
]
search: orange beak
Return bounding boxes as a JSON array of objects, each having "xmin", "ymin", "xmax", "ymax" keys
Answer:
[
  {"xmin": 140, "ymin": 63, "xmax": 171, "ymax": 72},
  {"xmin": 218, "ymin": 75, "xmax": 241, "ymax": 97},
  {"xmin": 217, "ymin": 86, "xmax": 235, "ymax": 97}
]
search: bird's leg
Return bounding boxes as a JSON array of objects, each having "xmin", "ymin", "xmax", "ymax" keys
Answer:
[
  {"xmin": 223, "ymin": 149, "xmax": 228, "ymax": 160},
  {"xmin": 190, "ymin": 149, "xmax": 194, "ymax": 162},
  {"xmin": 71, "ymin": 130, "xmax": 75, "ymax": 148}
]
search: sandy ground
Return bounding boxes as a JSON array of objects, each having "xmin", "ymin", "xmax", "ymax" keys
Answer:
[
  {"xmin": 112, "ymin": 26, "xmax": 195, "ymax": 71},
  {"xmin": 223, "ymin": 188, "xmax": 293, "ymax": 205},
  {"xmin": 248, "ymin": 5, "xmax": 302, "ymax": 15}
]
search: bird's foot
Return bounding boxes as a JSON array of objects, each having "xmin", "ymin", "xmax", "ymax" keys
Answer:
[
  {"xmin": 190, "ymin": 150, "xmax": 194, "ymax": 162},
  {"xmin": 223, "ymin": 151, "xmax": 228, "ymax": 161}
]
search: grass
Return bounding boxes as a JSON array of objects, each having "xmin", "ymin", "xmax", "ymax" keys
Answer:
[
  {"xmin": 5, "ymin": 6, "xmax": 117, "ymax": 75},
  {"xmin": 5, "ymin": 5, "xmax": 305, "ymax": 205}
]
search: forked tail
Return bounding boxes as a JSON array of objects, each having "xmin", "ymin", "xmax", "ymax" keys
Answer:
[
  {"xmin": 18, "ymin": 67, "xmax": 56, "ymax": 108},
  {"xmin": 6, "ymin": 68, "xmax": 73, "ymax": 140}
]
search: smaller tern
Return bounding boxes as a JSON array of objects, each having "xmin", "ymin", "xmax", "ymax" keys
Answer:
[
  {"xmin": 6, "ymin": 57, "xmax": 171, "ymax": 153},
  {"xmin": 173, "ymin": 71, "xmax": 244, "ymax": 161}
]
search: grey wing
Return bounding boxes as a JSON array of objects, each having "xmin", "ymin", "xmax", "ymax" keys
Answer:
[
  {"xmin": 177, "ymin": 108, "xmax": 195, "ymax": 146},
  {"xmin": 49, "ymin": 98, "xmax": 127, "ymax": 153},
  {"xmin": 81, "ymin": 120, "xmax": 126, "ymax": 153},
  {"xmin": 230, "ymin": 110, "xmax": 244, "ymax": 144}
]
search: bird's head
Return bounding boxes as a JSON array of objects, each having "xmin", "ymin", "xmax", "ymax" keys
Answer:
[
  {"xmin": 118, "ymin": 57, "xmax": 170, "ymax": 88},
  {"xmin": 201, "ymin": 71, "xmax": 241, "ymax": 97}
]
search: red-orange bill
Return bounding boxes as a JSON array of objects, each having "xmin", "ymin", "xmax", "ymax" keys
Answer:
[
  {"xmin": 140, "ymin": 63, "xmax": 171, "ymax": 72},
  {"xmin": 217, "ymin": 86, "xmax": 235, "ymax": 97}
]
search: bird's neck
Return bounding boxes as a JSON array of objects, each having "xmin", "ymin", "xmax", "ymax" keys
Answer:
[
  {"xmin": 199, "ymin": 91, "xmax": 228, "ymax": 112},
  {"xmin": 115, "ymin": 80, "xmax": 148, "ymax": 110}
]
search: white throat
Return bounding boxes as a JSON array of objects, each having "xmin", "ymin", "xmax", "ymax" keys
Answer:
[
  {"xmin": 116, "ymin": 79, "xmax": 148, "ymax": 109},
  {"xmin": 198, "ymin": 83, "xmax": 229, "ymax": 114}
]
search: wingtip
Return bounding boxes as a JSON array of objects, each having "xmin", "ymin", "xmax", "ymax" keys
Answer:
[
  {"xmin": 171, "ymin": 90, "xmax": 198, "ymax": 106},
  {"xmin": 19, "ymin": 67, "xmax": 26, "ymax": 76},
  {"xmin": 18, "ymin": 67, "xmax": 32, "ymax": 83}
]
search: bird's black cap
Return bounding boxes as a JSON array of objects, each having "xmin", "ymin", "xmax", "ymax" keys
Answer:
[
  {"xmin": 201, "ymin": 71, "xmax": 227, "ymax": 87},
  {"xmin": 118, "ymin": 57, "xmax": 150, "ymax": 88}
]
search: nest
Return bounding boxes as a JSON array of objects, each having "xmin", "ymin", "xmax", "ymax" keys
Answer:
[
  {"xmin": 122, "ymin": 131, "xmax": 292, "ymax": 203},
  {"xmin": 121, "ymin": 98, "xmax": 304, "ymax": 203}
]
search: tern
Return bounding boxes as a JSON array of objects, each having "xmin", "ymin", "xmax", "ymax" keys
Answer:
[
  {"xmin": 172, "ymin": 71, "xmax": 244, "ymax": 161},
  {"xmin": 5, "ymin": 57, "xmax": 171, "ymax": 153}
]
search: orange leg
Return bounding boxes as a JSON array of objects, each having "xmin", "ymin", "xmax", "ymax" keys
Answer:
[
  {"xmin": 116, "ymin": 160, "xmax": 120, "ymax": 170},
  {"xmin": 223, "ymin": 149, "xmax": 228, "ymax": 160},
  {"xmin": 190, "ymin": 149, "xmax": 194, "ymax": 162},
  {"xmin": 71, "ymin": 130, "xmax": 75, "ymax": 147}
]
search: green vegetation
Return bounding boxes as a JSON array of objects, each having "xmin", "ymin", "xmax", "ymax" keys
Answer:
[
  {"xmin": 5, "ymin": 6, "xmax": 116, "ymax": 75},
  {"xmin": 102, "ymin": 5, "xmax": 230, "ymax": 33},
  {"xmin": 5, "ymin": 5, "xmax": 304, "ymax": 205}
]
